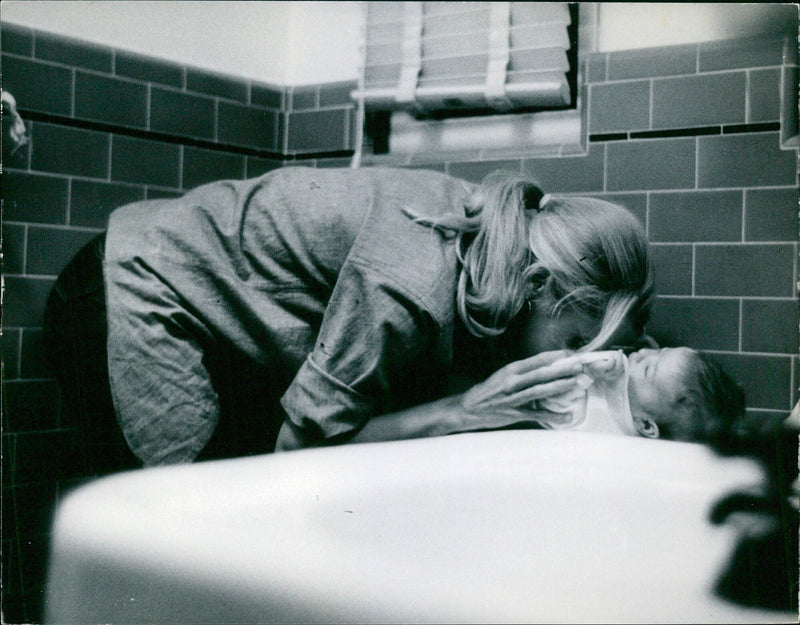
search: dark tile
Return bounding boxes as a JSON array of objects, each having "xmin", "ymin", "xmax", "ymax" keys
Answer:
[
  {"xmin": 25, "ymin": 227, "xmax": 97, "ymax": 276},
  {"xmin": 3, "ymin": 224, "xmax": 26, "ymax": 275},
  {"xmin": 711, "ymin": 353, "xmax": 792, "ymax": 411},
  {"xmin": 448, "ymin": 159, "xmax": 520, "ymax": 183},
  {"xmin": 697, "ymin": 133, "xmax": 796, "ymax": 188},
  {"xmin": 649, "ymin": 190, "xmax": 742, "ymax": 242},
  {"xmin": 34, "ymin": 31, "xmax": 112, "ymax": 73},
  {"xmin": 2, "ymin": 23, "xmax": 34, "ymax": 56},
  {"xmin": 319, "ymin": 82, "xmax": 357, "ymax": 108},
  {"xmin": 695, "ymin": 244, "xmax": 794, "ymax": 297},
  {"xmin": 1, "ymin": 54, "xmax": 72, "ymax": 116},
  {"xmin": 794, "ymin": 356, "xmax": 799, "ymax": 409},
  {"xmin": 30, "ymin": 123, "xmax": 110, "ymax": 179},
  {"xmin": 606, "ymin": 138, "xmax": 695, "ymax": 191},
  {"xmin": 2, "ymin": 171, "xmax": 69, "ymax": 224},
  {"xmin": 584, "ymin": 52, "xmax": 607, "ymax": 83},
  {"xmin": 735, "ymin": 409, "xmax": 792, "ymax": 435},
  {"xmin": 652, "ymin": 72, "xmax": 746, "ymax": 129},
  {"xmin": 286, "ymin": 109, "xmax": 349, "ymax": 152},
  {"xmin": 75, "ymin": 71, "xmax": 147, "ymax": 128},
  {"xmin": 2, "ymin": 540, "xmax": 21, "ymax": 620},
  {"xmin": 111, "ymin": 135, "xmax": 180, "ymax": 188},
  {"xmin": 13, "ymin": 429, "xmax": 85, "ymax": 485},
  {"xmin": 744, "ymin": 188, "xmax": 798, "ymax": 242},
  {"xmin": 699, "ymin": 37, "xmax": 785, "ymax": 72},
  {"xmin": 12, "ymin": 482, "xmax": 58, "ymax": 537},
  {"xmin": 145, "ymin": 188, "xmax": 184, "ymax": 200},
  {"xmin": 114, "ymin": 50, "xmax": 184, "ymax": 88},
  {"xmin": 647, "ymin": 297, "xmax": 739, "ymax": 351},
  {"xmin": 18, "ymin": 533, "xmax": 52, "ymax": 612},
  {"xmin": 650, "ymin": 244, "xmax": 693, "ymax": 295},
  {"xmin": 290, "ymin": 86, "xmax": 318, "ymax": 110},
  {"xmin": 748, "ymin": 68, "xmax": 781, "ymax": 123},
  {"xmin": 522, "ymin": 145, "xmax": 606, "ymax": 193},
  {"xmin": 589, "ymin": 80, "xmax": 650, "ymax": 133},
  {"xmin": 2, "ymin": 380, "xmax": 60, "ymax": 433},
  {"xmin": 20, "ymin": 328, "xmax": 52, "ymax": 379},
  {"xmin": 186, "ymin": 67, "xmax": 248, "ymax": 103},
  {"xmin": 218, "ymin": 101, "xmax": 278, "ymax": 150},
  {"xmin": 149, "ymin": 87, "xmax": 215, "ymax": 140},
  {"xmin": 742, "ymin": 299, "xmax": 799, "ymax": 354},
  {"xmin": 3, "ymin": 489, "xmax": 18, "ymax": 546},
  {"xmin": 1, "ymin": 277, "xmax": 54, "ymax": 327},
  {"xmin": 607, "ymin": 44, "xmax": 697, "ymax": 81},
  {"xmin": 182, "ymin": 147, "xmax": 245, "ymax": 191},
  {"xmin": 70, "ymin": 179, "xmax": 145, "ymax": 229},
  {"xmin": 246, "ymin": 156, "xmax": 284, "ymax": 178},
  {"xmin": 251, "ymin": 83, "xmax": 284, "ymax": 110},
  {"xmin": 74, "ymin": 71, "xmax": 148, "ymax": 129},
  {"xmin": 2, "ymin": 430, "xmax": 16, "ymax": 474},
  {"xmin": 2, "ymin": 328, "xmax": 21, "ymax": 379}
]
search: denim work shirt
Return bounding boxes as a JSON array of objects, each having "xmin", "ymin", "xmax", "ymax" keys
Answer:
[{"xmin": 104, "ymin": 167, "xmax": 474, "ymax": 463}]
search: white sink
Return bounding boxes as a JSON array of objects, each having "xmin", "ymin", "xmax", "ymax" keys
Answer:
[{"xmin": 45, "ymin": 431, "xmax": 793, "ymax": 623}]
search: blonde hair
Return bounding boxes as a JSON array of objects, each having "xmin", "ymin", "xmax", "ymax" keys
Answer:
[{"xmin": 407, "ymin": 172, "xmax": 654, "ymax": 348}]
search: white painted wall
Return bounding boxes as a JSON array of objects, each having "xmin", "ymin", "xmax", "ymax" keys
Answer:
[{"xmin": 1, "ymin": 2, "xmax": 795, "ymax": 86}]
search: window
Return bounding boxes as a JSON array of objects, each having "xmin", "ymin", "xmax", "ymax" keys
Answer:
[{"xmin": 352, "ymin": 1, "xmax": 583, "ymax": 159}]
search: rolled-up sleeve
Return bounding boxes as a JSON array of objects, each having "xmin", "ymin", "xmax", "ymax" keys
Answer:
[{"xmin": 280, "ymin": 257, "xmax": 435, "ymax": 441}]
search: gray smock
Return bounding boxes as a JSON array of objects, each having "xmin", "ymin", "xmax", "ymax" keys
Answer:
[{"xmin": 103, "ymin": 167, "xmax": 474, "ymax": 464}]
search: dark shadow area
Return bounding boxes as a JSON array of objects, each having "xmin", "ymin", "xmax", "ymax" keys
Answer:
[{"xmin": 709, "ymin": 418, "xmax": 799, "ymax": 613}]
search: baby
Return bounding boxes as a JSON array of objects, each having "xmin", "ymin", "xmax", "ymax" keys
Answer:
[{"xmin": 533, "ymin": 347, "xmax": 745, "ymax": 443}]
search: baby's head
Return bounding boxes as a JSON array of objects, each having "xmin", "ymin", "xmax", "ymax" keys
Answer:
[{"xmin": 626, "ymin": 347, "xmax": 745, "ymax": 443}]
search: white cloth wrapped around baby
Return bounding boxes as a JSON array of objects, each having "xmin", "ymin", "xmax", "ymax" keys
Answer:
[{"xmin": 534, "ymin": 350, "xmax": 639, "ymax": 436}]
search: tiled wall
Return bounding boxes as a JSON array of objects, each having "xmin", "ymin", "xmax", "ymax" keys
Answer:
[{"xmin": 2, "ymin": 24, "xmax": 798, "ymax": 623}]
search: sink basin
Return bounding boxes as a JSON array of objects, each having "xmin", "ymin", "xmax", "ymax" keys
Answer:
[{"xmin": 45, "ymin": 431, "xmax": 793, "ymax": 623}]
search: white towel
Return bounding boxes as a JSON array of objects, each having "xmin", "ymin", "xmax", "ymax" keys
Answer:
[{"xmin": 536, "ymin": 350, "xmax": 638, "ymax": 436}]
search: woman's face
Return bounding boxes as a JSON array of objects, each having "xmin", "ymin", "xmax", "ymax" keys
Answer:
[{"xmin": 517, "ymin": 306, "xmax": 638, "ymax": 357}]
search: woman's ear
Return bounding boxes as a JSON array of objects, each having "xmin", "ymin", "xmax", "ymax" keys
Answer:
[{"xmin": 634, "ymin": 415, "xmax": 660, "ymax": 439}]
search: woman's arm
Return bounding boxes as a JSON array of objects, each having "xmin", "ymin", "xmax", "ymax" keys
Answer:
[{"xmin": 275, "ymin": 349, "xmax": 584, "ymax": 451}]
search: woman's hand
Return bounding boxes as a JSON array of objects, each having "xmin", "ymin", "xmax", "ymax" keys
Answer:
[{"xmin": 459, "ymin": 349, "xmax": 582, "ymax": 425}]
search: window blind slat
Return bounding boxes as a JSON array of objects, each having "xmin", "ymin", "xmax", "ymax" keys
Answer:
[
  {"xmin": 356, "ymin": 1, "xmax": 574, "ymax": 112},
  {"xmin": 510, "ymin": 3, "xmax": 571, "ymax": 24},
  {"xmin": 422, "ymin": 34, "xmax": 489, "ymax": 59},
  {"xmin": 510, "ymin": 48, "xmax": 569, "ymax": 72},
  {"xmin": 423, "ymin": 10, "xmax": 491, "ymax": 38}
]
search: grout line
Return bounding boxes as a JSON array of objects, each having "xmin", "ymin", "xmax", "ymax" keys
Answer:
[
  {"xmin": 177, "ymin": 145, "xmax": 184, "ymax": 191},
  {"xmin": 106, "ymin": 135, "xmax": 113, "ymax": 181},
  {"xmin": 69, "ymin": 69, "xmax": 76, "ymax": 118},
  {"xmin": 145, "ymin": 84, "xmax": 152, "ymax": 131},
  {"xmin": 738, "ymin": 298, "xmax": 743, "ymax": 352},
  {"xmin": 655, "ymin": 294, "xmax": 798, "ymax": 302},
  {"xmin": 16, "ymin": 328, "xmax": 24, "ymax": 379},
  {"xmin": 65, "ymin": 177, "xmax": 72, "ymax": 226},
  {"xmin": 741, "ymin": 189, "xmax": 747, "ymax": 242},
  {"xmin": 744, "ymin": 69, "xmax": 751, "ymax": 123}
]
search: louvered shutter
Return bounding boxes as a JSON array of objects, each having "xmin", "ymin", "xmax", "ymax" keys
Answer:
[{"xmin": 354, "ymin": 2, "xmax": 574, "ymax": 113}]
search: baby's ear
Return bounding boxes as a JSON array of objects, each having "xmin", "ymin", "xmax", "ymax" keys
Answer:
[{"xmin": 634, "ymin": 416, "xmax": 660, "ymax": 439}]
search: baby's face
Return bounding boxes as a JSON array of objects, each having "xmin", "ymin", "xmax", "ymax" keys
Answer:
[{"xmin": 627, "ymin": 347, "xmax": 697, "ymax": 434}]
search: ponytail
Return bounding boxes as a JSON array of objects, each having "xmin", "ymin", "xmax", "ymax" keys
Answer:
[{"xmin": 406, "ymin": 171, "xmax": 654, "ymax": 343}]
